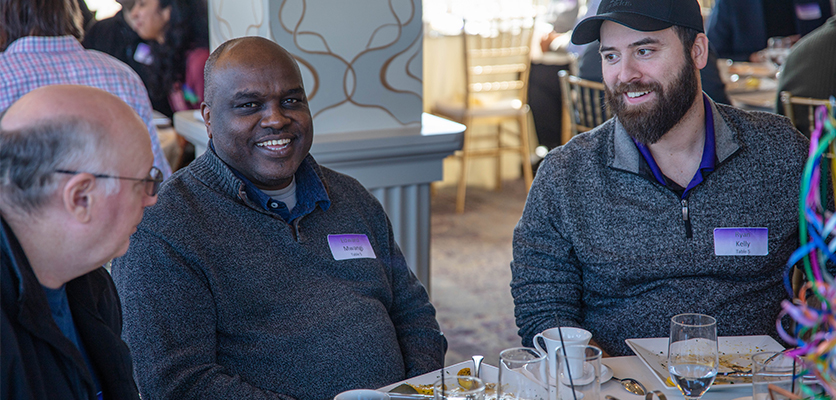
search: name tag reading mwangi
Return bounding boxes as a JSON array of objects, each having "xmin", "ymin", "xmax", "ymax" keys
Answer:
[
  {"xmin": 713, "ymin": 227, "xmax": 768, "ymax": 256},
  {"xmin": 327, "ymin": 234, "xmax": 377, "ymax": 260}
]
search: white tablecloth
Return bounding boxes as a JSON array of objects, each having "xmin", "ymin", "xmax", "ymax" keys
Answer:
[{"xmin": 378, "ymin": 356, "xmax": 751, "ymax": 400}]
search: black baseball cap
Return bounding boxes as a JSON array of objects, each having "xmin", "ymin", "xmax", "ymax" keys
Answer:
[{"xmin": 571, "ymin": 0, "xmax": 704, "ymax": 45}]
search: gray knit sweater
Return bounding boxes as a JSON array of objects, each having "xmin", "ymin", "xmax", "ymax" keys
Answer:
[
  {"xmin": 111, "ymin": 150, "xmax": 445, "ymax": 400},
  {"xmin": 511, "ymin": 99, "xmax": 809, "ymax": 356}
]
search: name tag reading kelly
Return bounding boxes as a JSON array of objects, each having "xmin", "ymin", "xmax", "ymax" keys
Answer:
[
  {"xmin": 713, "ymin": 228, "xmax": 768, "ymax": 256},
  {"xmin": 328, "ymin": 234, "xmax": 377, "ymax": 260}
]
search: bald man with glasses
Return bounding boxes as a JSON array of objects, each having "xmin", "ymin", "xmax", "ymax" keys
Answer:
[{"xmin": 1, "ymin": 85, "xmax": 158, "ymax": 400}]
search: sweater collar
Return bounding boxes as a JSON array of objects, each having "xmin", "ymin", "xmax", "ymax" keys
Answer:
[
  {"xmin": 228, "ymin": 155, "xmax": 331, "ymax": 221},
  {"xmin": 609, "ymin": 94, "xmax": 740, "ymax": 173},
  {"xmin": 185, "ymin": 143, "xmax": 332, "ymax": 217}
]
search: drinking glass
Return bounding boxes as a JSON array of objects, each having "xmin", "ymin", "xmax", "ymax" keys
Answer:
[
  {"xmin": 498, "ymin": 347, "xmax": 551, "ymax": 400},
  {"xmin": 766, "ymin": 36, "xmax": 792, "ymax": 76},
  {"xmin": 752, "ymin": 352, "xmax": 801, "ymax": 400},
  {"xmin": 434, "ymin": 375, "xmax": 486, "ymax": 400},
  {"xmin": 667, "ymin": 313, "xmax": 718, "ymax": 400},
  {"xmin": 556, "ymin": 345, "xmax": 601, "ymax": 400}
]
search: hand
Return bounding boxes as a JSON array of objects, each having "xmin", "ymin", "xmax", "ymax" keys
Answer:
[
  {"xmin": 749, "ymin": 50, "xmax": 767, "ymax": 63},
  {"xmin": 750, "ymin": 34, "xmax": 801, "ymax": 63},
  {"xmin": 540, "ymin": 32, "xmax": 560, "ymax": 53}
]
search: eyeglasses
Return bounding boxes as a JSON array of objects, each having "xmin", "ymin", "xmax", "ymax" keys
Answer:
[{"xmin": 54, "ymin": 166, "xmax": 163, "ymax": 196}]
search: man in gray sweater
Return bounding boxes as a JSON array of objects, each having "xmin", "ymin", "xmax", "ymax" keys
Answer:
[
  {"xmin": 111, "ymin": 37, "xmax": 446, "ymax": 399},
  {"xmin": 511, "ymin": 0, "xmax": 809, "ymax": 356}
]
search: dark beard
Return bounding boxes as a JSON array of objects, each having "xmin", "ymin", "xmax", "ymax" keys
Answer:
[{"xmin": 605, "ymin": 57, "xmax": 700, "ymax": 145}]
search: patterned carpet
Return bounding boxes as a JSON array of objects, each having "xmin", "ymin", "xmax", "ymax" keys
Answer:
[{"xmin": 429, "ymin": 179, "xmax": 529, "ymax": 367}]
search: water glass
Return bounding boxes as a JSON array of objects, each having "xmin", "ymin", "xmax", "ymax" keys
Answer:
[
  {"xmin": 556, "ymin": 345, "xmax": 601, "ymax": 400},
  {"xmin": 434, "ymin": 375, "xmax": 486, "ymax": 400},
  {"xmin": 752, "ymin": 352, "xmax": 801, "ymax": 400},
  {"xmin": 668, "ymin": 313, "xmax": 718, "ymax": 400},
  {"xmin": 766, "ymin": 36, "xmax": 792, "ymax": 70},
  {"xmin": 498, "ymin": 347, "xmax": 551, "ymax": 400}
]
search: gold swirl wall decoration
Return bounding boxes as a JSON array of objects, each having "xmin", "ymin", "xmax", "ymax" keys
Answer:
[
  {"xmin": 270, "ymin": 0, "xmax": 423, "ymax": 127},
  {"xmin": 293, "ymin": 55, "xmax": 320, "ymax": 101},
  {"xmin": 378, "ymin": 0, "xmax": 422, "ymax": 99},
  {"xmin": 405, "ymin": 37, "xmax": 422, "ymax": 84},
  {"xmin": 211, "ymin": 0, "xmax": 264, "ymax": 44},
  {"xmin": 379, "ymin": 1, "xmax": 422, "ymax": 99}
]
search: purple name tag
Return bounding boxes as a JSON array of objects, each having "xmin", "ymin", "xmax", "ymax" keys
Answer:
[
  {"xmin": 713, "ymin": 228, "xmax": 768, "ymax": 256},
  {"xmin": 133, "ymin": 43, "xmax": 153, "ymax": 65},
  {"xmin": 327, "ymin": 234, "xmax": 377, "ymax": 260},
  {"xmin": 796, "ymin": 3, "xmax": 822, "ymax": 20}
]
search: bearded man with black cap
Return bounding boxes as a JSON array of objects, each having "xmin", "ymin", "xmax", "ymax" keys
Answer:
[{"xmin": 510, "ymin": 0, "xmax": 810, "ymax": 356}]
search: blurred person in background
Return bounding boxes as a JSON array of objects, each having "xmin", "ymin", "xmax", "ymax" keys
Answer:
[
  {"xmin": 0, "ymin": 0, "xmax": 172, "ymax": 178},
  {"xmin": 529, "ymin": 0, "xmax": 581, "ymax": 153},
  {"xmin": 707, "ymin": 0, "xmax": 833, "ymax": 62},
  {"xmin": 83, "ymin": 0, "xmax": 173, "ymax": 115},
  {"xmin": 83, "ymin": 0, "xmax": 142, "ymax": 68},
  {"xmin": 130, "ymin": 0, "xmax": 210, "ymax": 117},
  {"xmin": 540, "ymin": 0, "xmax": 603, "ymax": 81},
  {"xmin": 76, "ymin": 0, "xmax": 96, "ymax": 32},
  {"xmin": 775, "ymin": 15, "xmax": 836, "ymax": 135}
]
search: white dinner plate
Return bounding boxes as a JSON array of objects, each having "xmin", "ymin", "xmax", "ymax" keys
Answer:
[
  {"xmin": 378, "ymin": 360, "xmax": 499, "ymax": 392},
  {"xmin": 625, "ymin": 335, "xmax": 785, "ymax": 390}
]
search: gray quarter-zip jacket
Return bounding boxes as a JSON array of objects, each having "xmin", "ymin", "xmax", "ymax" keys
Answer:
[
  {"xmin": 511, "ymin": 97, "xmax": 809, "ymax": 356},
  {"xmin": 112, "ymin": 150, "xmax": 445, "ymax": 400}
]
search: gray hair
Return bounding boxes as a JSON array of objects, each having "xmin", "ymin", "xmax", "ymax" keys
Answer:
[{"xmin": 0, "ymin": 118, "xmax": 119, "ymax": 215}]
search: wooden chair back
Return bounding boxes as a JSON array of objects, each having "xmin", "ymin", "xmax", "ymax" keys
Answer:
[
  {"xmin": 559, "ymin": 71, "xmax": 611, "ymax": 142},
  {"xmin": 780, "ymin": 91, "xmax": 831, "ymax": 136},
  {"xmin": 462, "ymin": 18, "xmax": 534, "ymax": 109}
]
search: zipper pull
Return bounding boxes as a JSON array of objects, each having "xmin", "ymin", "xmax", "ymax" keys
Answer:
[{"xmin": 681, "ymin": 199, "xmax": 693, "ymax": 238}]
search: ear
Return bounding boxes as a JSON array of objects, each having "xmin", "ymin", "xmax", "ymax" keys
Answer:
[
  {"xmin": 201, "ymin": 102, "xmax": 212, "ymax": 139},
  {"xmin": 62, "ymin": 173, "xmax": 97, "ymax": 224},
  {"xmin": 692, "ymin": 33, "xmax": 709, "ymax": 70},
  {"xmin": 161, "ymin": 5, "xmax": 172, "ymax": 23}
]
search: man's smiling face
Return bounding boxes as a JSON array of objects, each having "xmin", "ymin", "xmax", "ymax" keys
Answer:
[
  {"xmin": 599, "ymin": 21, "xmax": 701, "ymax": 144},
  {"xmin": 203, "ymin": 39, "xmax": 313, "ymax": 190}
]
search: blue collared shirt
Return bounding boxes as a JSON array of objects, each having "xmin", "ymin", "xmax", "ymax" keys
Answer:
[
  {"xmin": 43, "ymin": 285, "xmax": 102, "ymax": 398},
  {"xmin": 634, "ymin": 94, "xmax": 716, "ymax": 199},
  {"xmin": 221, "ymin": 149, "xmax": 331, "ymax": 222}
]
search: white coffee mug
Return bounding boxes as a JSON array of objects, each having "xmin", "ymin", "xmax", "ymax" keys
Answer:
[{"xmin": 533, "ymin": 327, "xmax": 592, "ymax": 378}]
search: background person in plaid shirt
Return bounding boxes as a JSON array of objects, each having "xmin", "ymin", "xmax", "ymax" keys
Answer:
[{"xmin": 0, "ymin": 0, "xmax": 172, "ymax": 178}]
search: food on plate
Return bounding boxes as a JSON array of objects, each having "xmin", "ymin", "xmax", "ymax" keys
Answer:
[
  {"xmin": 718, "ymin": 353, "xmax": 752, "ymax": 373},
  {"xmin": 406, "ymin": 368, "xmax": 497, "ymax": 395},
  {"xmin": 406, "ymin": 383, "xmax": 434, "ymax": 395}
]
